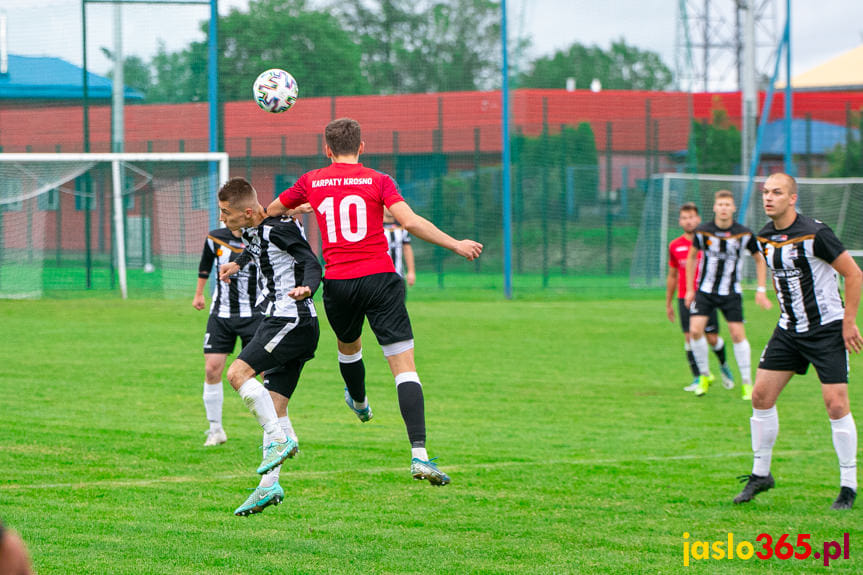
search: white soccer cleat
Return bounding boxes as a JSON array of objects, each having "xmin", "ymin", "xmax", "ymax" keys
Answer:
[{"xmin": 204, "ymin": 428, "xmax": 227, "ymax": 446}]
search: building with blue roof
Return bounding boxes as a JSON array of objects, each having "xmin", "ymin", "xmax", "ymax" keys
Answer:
[{"xmin": 0, "ymin": 54, "xmax": 143, "ymax": 102}]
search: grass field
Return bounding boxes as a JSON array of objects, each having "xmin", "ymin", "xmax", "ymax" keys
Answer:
[{"xmin": 1, "ymin": 296, "xmax": 861, "ymax": 573}]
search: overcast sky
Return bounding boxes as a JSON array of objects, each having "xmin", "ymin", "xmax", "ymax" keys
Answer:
[{"xmin": 3, "ymin": 0, "xmax": 863, "ymax": 90}]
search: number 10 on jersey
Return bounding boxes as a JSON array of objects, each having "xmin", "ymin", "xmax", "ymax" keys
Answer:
[{"xmin": 318, "ymin": 195, "xmax": 368, "ymax": 243}]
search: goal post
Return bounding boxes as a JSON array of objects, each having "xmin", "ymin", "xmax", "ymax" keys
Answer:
[
  {"xmin": 631, "ymin": 173, "xmax": 863, "ymax": 289},
  {"xmin": 0, "ymin": 152, "xmax": 229, "ymax": 299}
]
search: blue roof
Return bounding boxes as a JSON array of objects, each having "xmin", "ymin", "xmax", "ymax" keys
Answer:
[
  {"xmin": 760, "ymin": 118, "xmax": 858, "ymax": 155},
  {"xmin": 0, "ymin": 54, "xmax": 143, "ymax": 100}
]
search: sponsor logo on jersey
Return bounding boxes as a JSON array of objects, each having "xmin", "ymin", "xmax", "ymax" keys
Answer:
[
  {"xmin": 772, "ymin": 268, "xmax": 802, "ymax": 279},
  {"xmin": 770, "ymin": 234, "xmax": 788, "ymax": 241}
]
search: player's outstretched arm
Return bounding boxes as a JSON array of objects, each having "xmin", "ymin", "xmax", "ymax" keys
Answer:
[
  {"xmin": 753, "ymin": 252, "xmax": 773, "ymax": 310},
  {"xmin": 832, "ymin": 251, "xmax": 863, "ymax": 353},
  {"xmin": 266, "ymin": 198, "xmax": 313, "ymax": 218},
  {"xmin": 389, "ymin": 201, "xmax": 483, "ymax": 261},
  {"xmin": 404, "ymin": 243, "xmax": 416, "ymax": 286}
]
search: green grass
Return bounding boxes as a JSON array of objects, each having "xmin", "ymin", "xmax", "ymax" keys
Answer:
[{"xmin": 0, "ymin": 297, "xmax": 861, "ymax": 573}]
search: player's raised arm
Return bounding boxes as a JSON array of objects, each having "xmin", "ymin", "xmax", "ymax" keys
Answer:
[{"xmin": 388, "ymin": 201, "xmax": 483, "ymax": 261}]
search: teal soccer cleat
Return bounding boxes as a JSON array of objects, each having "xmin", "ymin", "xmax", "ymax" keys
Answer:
[
  {"xmin": 411, "ymin": 457, "xmax": 451, "ymax": 486},
  {"xmin": 344, "ymin": 388, "xmax": 373, "ymax": 422},
  {"xmin": 256, "ymin": 437, "xmax": 298, "ymax": 475},
  {"xmin": 234, "ymin": 482, "xmax": 284, "ymax": 516}
]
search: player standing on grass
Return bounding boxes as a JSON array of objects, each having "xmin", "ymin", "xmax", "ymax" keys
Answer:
[
  {"xmin": 684, "ymin": 190, "xmax": 772, "ymax": 399},
  {"xmin": 217, "ymin": 177, "xmax": 321, "ymax": 515},
  {"xmin": 666, "ymin": 202, "xmax": 735, "ymax": 392},
  {"xmin": 193, "ymin": 227, "xmax": 262, "ymax": 446},
  {"xmin": 734, "ymin": 172, "xmax": 862, "ymax": 510},
  {"xmin": 266, "ymin": 117, "xmax": 482, "ymax": 485}
]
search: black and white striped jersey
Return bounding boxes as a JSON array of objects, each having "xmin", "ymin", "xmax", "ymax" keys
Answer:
[
  {"xmin": 198, "ymin": 228, "xmax": 261, "ymax": 319},
  {"xmin": 236, "ymin": 217, "xmax": 322, "ymax": 319},
  {"xmin": 692, "ymin": 221, "xmax": 759, "ymax": 296},
  {"xmin": 757, "ymin": 214, "xmax": 847, "ymax": 334},
  {"xmin": 383, "ymin": 224, "xmax": 411, "ymax": 277}
]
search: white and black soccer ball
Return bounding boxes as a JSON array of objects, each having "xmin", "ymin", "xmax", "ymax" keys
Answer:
[{"xmin": 253, "ymin": 69, "xmax": 299, "ymax": 113}]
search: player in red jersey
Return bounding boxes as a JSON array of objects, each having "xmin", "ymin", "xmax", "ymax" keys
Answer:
[
  {"xmin": 666, "ymin": 203, "xmax": 734, "ymax": 392},
  {"xmin": 267, "ymin": 118, "xmax": 482, "ymax": 485}
]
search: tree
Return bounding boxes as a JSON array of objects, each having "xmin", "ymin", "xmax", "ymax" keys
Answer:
[
  {"xmin": 331, "ymin": 0, "xmax": 502, "ymax": 94},
  {"xmin": 826, "ymin": 109, "xmax": 863, "ymax": 177},
  {"xmin": 692, "ymin": 104, "xmax": 741, "ymax": 174},
  {"xmin": 142, "ymin": 0, "xmax": 370, "ymax": 103},
  {"xmin": 100, "ymin": 49, "xmax": 152, "ymax": 97},
  {"xmin": 518, "ymin": 39, "xmax": 673, "ymax": 91}
]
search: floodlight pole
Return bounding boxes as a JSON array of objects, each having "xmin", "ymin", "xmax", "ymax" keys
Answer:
[
  {"xmin": 501, "ymin": 0, "xmax": 513, "ymax": 299},
  {"xmin": 208, "ymin": 0, "xmax": 220, "ymax": 230}
]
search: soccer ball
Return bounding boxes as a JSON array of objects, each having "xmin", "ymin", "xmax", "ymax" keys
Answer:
[{"xmin": 253, "ymin": 69, "xmax": 298, "ymax": 113}]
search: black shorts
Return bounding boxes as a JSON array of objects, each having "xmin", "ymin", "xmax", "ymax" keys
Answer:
[
  {"xmin": 678, "ymin": 298, "xmax": 718, "ymax": 334},
  {"xmin": 759, "ymin": 321, "xmax": 849, "ymax": 384},
  {"xmin": 323, "ymin": 272, "xmax": 413, "ymax": 346},
  {"xmin": 238, "ymin": 316, "xmax": 319, "ymax": 384},
  {"xmin": 692, "ymin": 291, "xmax": 744, "ymax": 323},
  {"xmin": 203, "ymin": 315, "xmax": 261, "ymax": 354}
]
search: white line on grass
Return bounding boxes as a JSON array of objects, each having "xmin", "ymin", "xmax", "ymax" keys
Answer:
[{"xmin": 0, "ymin": 450, "xmax": 818, "ymax": 491}]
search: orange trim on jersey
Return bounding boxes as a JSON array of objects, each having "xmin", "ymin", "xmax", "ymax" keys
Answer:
[
  {"xmin": 757, "ymin": 234, "xmax": 815, "ymax": 248},
  {"xmin": 698, "ymin": 231, "xmax": 751, "ymax": 241},
  {"xmin": 208, "ymin": 235, "xmax": 244, "ymax": 253}
]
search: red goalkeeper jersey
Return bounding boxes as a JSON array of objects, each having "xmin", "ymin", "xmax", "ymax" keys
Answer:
[{"xmin": 278, "ymin": 162, "xmax": 406, "ymax": 279}]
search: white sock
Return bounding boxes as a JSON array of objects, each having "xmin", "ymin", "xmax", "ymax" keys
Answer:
[
  {"xmin": 237, "ymin": 379, "xmax": 286, "ymax": 442},
  {"xmin": 690, "ymin": 336, "xmax": 710, "ymax": 376},
  {"xmin": 202, "ymin": 382, "xmax": 223, "ymax": 432},
  {"xmin": 712, "ymin": 336, "xmax": 725, "ymax": 352},
  {"xmin": 831, "ymin": 413, "xmax": 858, "ymax": 491},
  {"xmin": 412, "ymin": 447, "xmax": 429, "ymax": 461},
  {"xmin": 751, "ymin": 406, "xmax": 779, "ymax": 477},
  {"xmin": 260, "ymin": 415, "xmax": 298, "ymax": 488},
  {"xmin": 733, "ymin": 340, "xmax": 752, "ymax": 384}
]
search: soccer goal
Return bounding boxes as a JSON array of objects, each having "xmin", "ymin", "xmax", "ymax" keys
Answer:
[
  {"xmin": 0, "ymin": 153, "xmax": 229, "ymax": 299},
  {"xmin": 630, "ymin": 173, "xmax": 863, "ymax": 289}
]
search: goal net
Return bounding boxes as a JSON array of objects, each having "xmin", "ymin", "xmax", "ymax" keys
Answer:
[
  {"xmin": 630, "ymin": 173, "xmax": 863, "ymax": 289},
  {"xmin": 0, "ymin": 153, "xmax": 229, "ymax": 299}
]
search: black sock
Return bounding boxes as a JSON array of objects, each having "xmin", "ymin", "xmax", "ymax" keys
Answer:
[
  {"xmin": 686, "ymin": 350, "xmax": 699, "ymax": 377},
  {"xmin": 397, "ymin": 381, "xmax": 426, "ymax": 447},
  {"xmin": 713, "ymin": 342, "xmax": 727, "ymax": 365},
  {"xmin": 339, "ymin": 359, "xmax": 366, "ymax": 403}
]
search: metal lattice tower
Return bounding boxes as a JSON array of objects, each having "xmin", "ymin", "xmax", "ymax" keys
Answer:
[{"xmin": 676, "ymin": 0, "xmax": 779, "ymax": 92}]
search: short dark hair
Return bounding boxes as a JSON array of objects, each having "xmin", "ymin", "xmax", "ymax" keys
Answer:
[
  {"xmin": 679, "ymin": 202, "xmax": 699, "ymax": 215},
  {"xmin": 715, "ymin": 189, "xmax": 735, "ymax": 201},
  {"xmin": 325, "ymin": 118, "xmax": 362, "ymax": 156},
  {"xmin": 218, "ymin": 177, "xmax": 256, "ymax": 207}
]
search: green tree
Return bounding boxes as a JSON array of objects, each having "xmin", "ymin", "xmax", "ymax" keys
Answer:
[
  {"xmin": 519, "ymin": 39, "xmax": 672, "ymax": 91},
  {"xmin": 692, "ymin": 104, "xmax": 741, "ymax": 174},
  {"xmin": 332, "ymin": 0, "xmax": 502, "ymax": 94},
  {"xmin": 827, "ymin": 110, "xmax": 863, "ymax": 177},
  {"xmin": 100, "ymin": 49, "xmax": 152, "ymax": 97},
  {"xmin": 143, "ymin": 0, "xmax": 370, "ymax": 103}
]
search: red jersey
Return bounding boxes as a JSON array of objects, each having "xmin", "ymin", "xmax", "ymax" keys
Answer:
[
  {"xmin": 279, "ymin": 162, "xmax": 406, "ymax": 279},
  {"xmin": 668, "ymin": 235, "xmax": 703, "ymax": 299}
]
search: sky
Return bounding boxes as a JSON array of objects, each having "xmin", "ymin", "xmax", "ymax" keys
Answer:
[{"xmin": 3, "ymin": 0, "xmax": 863, "ymax": 91}]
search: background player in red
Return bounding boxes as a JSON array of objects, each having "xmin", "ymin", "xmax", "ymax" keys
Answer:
[
  {"xmin": 665, "ymin": 202, "xmax": 734, "ymax": 392},
  {"xmin": 267, "ymin": 117, "xmax": 482, "ymax": 485}
]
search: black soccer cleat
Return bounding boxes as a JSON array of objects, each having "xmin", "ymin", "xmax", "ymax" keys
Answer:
[
  {"xmin": 733, "ymin": 473, "xmax": 774, "ymax": 504},
  {"xmin": 830, "ymin": 486, "xmax": 856, "ymax": 510}
]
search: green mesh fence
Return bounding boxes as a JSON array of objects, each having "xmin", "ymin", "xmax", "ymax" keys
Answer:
[{"xmin": 3, "ymin": 1, "xmax": 863, "ymax": 299}]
